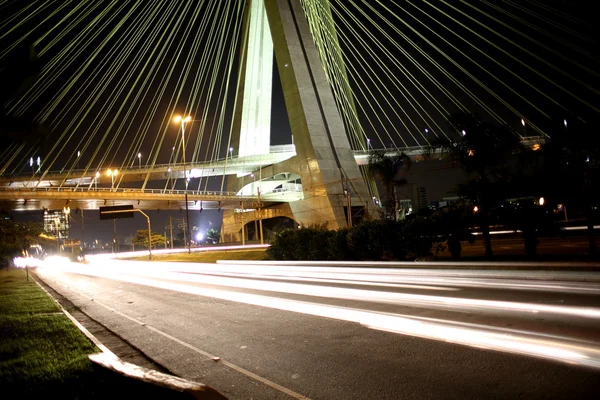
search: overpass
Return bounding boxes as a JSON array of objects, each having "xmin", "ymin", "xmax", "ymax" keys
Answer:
[{"xmin": 0, "ymin": 137, "xmax": 545, "ymax": 212}]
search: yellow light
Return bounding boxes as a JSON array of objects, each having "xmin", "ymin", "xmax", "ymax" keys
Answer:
[
  {"xmin": 114, "ymin": 169, "xmax": 118, "ymax": 176},
  {"xmin": 95, "ymin": 172, "xmax": 100, "ymax": 178},
  {"xmin": 532, "ymin": 144, "xmax": 541, "ymax": 151},
  {"xmin": 473, "ymin": 206, "xmax": 479, "ymax": 213},
  {"xmin": 467, "ymin": 149, "xmax": 475, "ymax": 156},
  {"xmin": 173, "ymin": 115, "xmax": 182, "ymax": 123},
  {"xmin": 106, "ymin": 169, "xmax": 112, "ymax": 176},
  {"xmin": 184, "ymin": 115, "xmax": 192, "ymax": 122},
  {"xmin": 539, "ymin": 197, "xmax": 545, "ymax": 206}
]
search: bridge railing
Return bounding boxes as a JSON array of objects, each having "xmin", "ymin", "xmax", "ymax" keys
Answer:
[{"xmin": 0, "ymin": 186, "xmax": 250, "ymax": 197}]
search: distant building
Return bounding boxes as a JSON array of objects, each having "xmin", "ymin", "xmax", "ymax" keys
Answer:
[{"xmin": 43, "ymin": 210, "xmax": 70, "ymax": 239}]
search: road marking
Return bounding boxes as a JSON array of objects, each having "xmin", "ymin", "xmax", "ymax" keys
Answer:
[{"xmin": 49, "ymin": 278, "xmax": 311, "ymax": 400}]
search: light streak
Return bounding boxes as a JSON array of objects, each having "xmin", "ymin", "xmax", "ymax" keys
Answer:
[{"xmin": 36, "ymin": 263, "xmax": 600, "ymax": 370}]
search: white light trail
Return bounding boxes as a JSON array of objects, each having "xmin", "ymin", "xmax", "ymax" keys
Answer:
[{"xmin": 36, "ymin": 262, "xmax": 600, "ymax": 370}]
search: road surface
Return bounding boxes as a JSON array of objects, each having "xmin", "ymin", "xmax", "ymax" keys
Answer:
[{"xmin": 34, "ymin": 258, "xmax": 600, "ymax": 399}]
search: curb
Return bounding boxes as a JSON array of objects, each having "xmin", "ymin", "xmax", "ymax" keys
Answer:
[{"xmin": 31, "ymin": 274, "xmax": 227, "ymax": 399}]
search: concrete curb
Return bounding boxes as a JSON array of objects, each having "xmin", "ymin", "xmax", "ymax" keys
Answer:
[
  {"xmin": 89, "ymin": 353, "xmax": 227, "ymax": 399},
  {"xmin": 31, "ymin": 274, "xmax": 227, "ymax": 399}
]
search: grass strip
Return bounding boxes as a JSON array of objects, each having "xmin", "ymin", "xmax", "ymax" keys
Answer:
[
  {"xmin": 0, "ymin": 268, "xmax": 189, "ymax": 399},
  {"xmin": 130, "ymin": 249, "xmax": 268, "ymax": 263}
]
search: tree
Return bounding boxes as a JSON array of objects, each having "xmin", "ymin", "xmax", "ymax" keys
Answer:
[
  {"xmin": 206, "ymin": 228, "xmax": 220, "ymax": 244},
  {"xmin": 535, "ymin": 117, "xmax": 600, "ymax": 256},
  {"xmin": 131, "ymin": 230, "xmax": 166, "ymax": 249},
  {"xmin": 0, "ymin": 213, "xmax": 43, "ymax": 266},
  {"xmin": 430, "ymin": 112, "xmax": 524, "ymax": 259},
  {"xmin": 367, "ymin": 151, "xmax": 411, "ymax": 220},
  {"xmin": 431, "ymin": 202, "xmax": 475, "ymax": 260}
]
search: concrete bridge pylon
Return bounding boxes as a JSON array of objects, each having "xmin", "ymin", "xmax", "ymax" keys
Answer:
[{"xmin": 222, "ymin": 0, "xmax": 373, "ymax": 242}]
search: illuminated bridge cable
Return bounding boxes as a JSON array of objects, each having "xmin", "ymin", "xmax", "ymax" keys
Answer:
[
  {"xmin": 340, "ymin": 0, "xmax": 436, "ymax": 146},
  {"xmin": 336, "ymin": 0, "xmax": 449, "ymax": 144},
  {"xmin": 0, "ymin": 0, "xmax": 51, "ymax": 57},
  {"xmin": 8, "ymin": 1, "xmax": 121, "ymax": 118},
  {"xmin": 56, "ymin": 0, "xmax": 153, "ymax": 187},
  {"xmin": 371, "ymin": 1, "xmax": 508, "ymax": 129},
  {"xmin": 489, "ymin": 1, "xmax": 599, "ymax": 62},
  {"xmin": 422, "ymin": 0, "xmax": 600, "ymax": 115},
  {"xmin": 471, "ymin": 1, "xmax": 600, "ymax": 78},
  {"xmin": 451, "ymin": 0, "xmax": 600, "ymax": 95},
  {"xmin": 30, "ymin": 0, "xmax": 136, "ymax": 186},
  {"xmin": 401, "ymin": 1, "xmax": 550, "ymax": 129},
  {"xmin": 522, "ymin": 0, "xmax": 595, "ymax": 41},
  {"xmin": 303, "ymin": 0, "xmax": 365, "ymax": 150},
  {"xmin": 306, "ymin": 0, "xmax": 410, "ymax": 148}
]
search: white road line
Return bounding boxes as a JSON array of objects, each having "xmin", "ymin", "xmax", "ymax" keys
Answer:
[{"xmin": 45, "ymin": 275, "xmax": 311, "ymax": 400}]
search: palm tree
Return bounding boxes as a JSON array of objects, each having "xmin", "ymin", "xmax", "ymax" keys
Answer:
[
  {"xmin": 367, "ymin": 150, "xmax": 411, "ymax": 221},
  {"xmin": 430, "ymin": 112, "xmax": 524, "ymax": 259}
]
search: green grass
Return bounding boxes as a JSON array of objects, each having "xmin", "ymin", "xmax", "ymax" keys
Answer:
[
  {"xmin": 0, "ymin": 268, "xmax": 188, "ymax": 399},
  {"xmin": 132, "ymin": 249, "xmax": 268, "ymax": 263}
]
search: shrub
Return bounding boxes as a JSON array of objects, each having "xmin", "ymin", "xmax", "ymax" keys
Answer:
[{"xmin": 267, "ymin": 219, "xmax": 441, "ymax": 261}]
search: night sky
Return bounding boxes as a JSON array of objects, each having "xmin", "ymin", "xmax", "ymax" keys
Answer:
[{"xmin": 2, "ymin": 1, "xmax": 599, "ymax": 245}]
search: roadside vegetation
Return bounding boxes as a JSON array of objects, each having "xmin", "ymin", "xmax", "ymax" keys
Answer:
[
  {"xmin": 0, "ymin": 267, "xmax": 194, "ymax": 399},
  {"xmin": 134, "ymin": 248, "xmax": 267, "ymax": 263}
]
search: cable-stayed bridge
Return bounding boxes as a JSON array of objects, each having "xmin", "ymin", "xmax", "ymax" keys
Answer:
[{"xmin": 0, "ymin": 1, "xmax": 596, "ymax": 237}]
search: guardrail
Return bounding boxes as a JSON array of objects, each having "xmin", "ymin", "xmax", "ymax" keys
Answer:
[{"xmin": 0, "ymin": 186, "xmax": 250, "ymax": 197}]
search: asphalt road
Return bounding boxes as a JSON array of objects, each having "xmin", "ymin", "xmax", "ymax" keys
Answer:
[{"xmin": 34, "ymin": 259, "xmax": 600, "ymax": 399}]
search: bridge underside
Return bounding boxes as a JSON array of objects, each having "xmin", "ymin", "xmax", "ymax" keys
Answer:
[{"xmin": 0, "ymin": 190, "xmax": 269, "ymax": 211}]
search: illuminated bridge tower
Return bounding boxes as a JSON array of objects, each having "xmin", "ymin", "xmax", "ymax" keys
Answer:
[{"xmin": 222, "ymin": 0, "xmax": 372, "ymax": 241}]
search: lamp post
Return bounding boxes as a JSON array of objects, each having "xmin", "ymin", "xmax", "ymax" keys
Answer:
[
  {"xmin": 138, "ymin": 152, "xmax": 142, "ymax": 168},
  {"xmin": 174, "ymin": 115, "xmax": 192, "ymax": 253},
  {"xmin": 521, "ymin": 118, "xmax": 526, "ymax": 137},
  {"xmin": 29, "ymin": 157, "xmax": 34, "ymax": 175},
  {"xmin": 95, "ymin": 171, "xmax": 100, "ymax": 190},
  {"xmin": 107, "ymin": 169, "xmax": 118, "ymax": 191},
  {"xmin": 55, "ymin": 217, "xmax": 60, "ymax": 253},
  {"xmin": 63, "ymin": 207, "xmax": 71, "ymax": 253},
  {"xmin": 367, "ymin": 138, "xmax": 372, "ymax": 151},
  {"xmin": 77, "ymin": 151, "xmax": 81, "ymax": 169}
]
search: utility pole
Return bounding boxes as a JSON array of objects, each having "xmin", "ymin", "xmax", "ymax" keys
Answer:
[
  {"xmin": 81, "ymin": 209, "xmax": 85, "ymax": 252},
  {"xmin": 258, "ymin": 187, "xmax": 264, "ymax": 244},
  {"xmin": 241, "ymin": 201, "xmax": 245, "ymax": 246},
  {"xmin": 100, "ymin": 209, "xmax": 152, "ymax": 260},
  {"xmin": 169, "ymin": 216, "xmax": 174, "ymax": 249},
  {"xmin": 113, "ymin": 219, "xmax": 118, "ymax": 254}
]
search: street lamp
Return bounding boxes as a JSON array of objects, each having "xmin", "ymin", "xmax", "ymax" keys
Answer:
[
  {"xmin": 77, "ymin": 151, "xmax": 81, "ymax": 169},
  {"xmin": 106, "ymin": 169, "xmax": 118, "ymax": 191},
  {"xmin": 367, "ymin": 138, "xmax": 372, "ymax": 151},
  {"xmin": 521, "ymin": 118, "xmax": 526, "ymax": 137},
  {"xmin": 95, "ymin": 171, "xmax": 100, "ymax": 190},
  {"xmin": 138, "ymin": 152, "xmax": 142, "ymax": 168},
  {"xmin": 29, "ymin": 157, "xmax": 34, "ymax": 174},
  {"xmin": 173, "ymin": 115, "xmax": 192, "ymax": 253}
]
